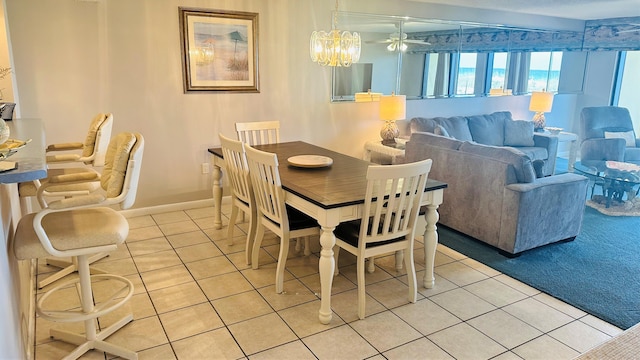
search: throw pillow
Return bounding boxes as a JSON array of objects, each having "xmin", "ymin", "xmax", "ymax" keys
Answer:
[
  {"xmin": 434, "ymin": 116, "xmax": 474, "ymax": 141},
  {"xmin": 434, "ymin": 125, "xmax": 450, "ymax": 137},
  {"xmin": 504, "ymin": 120, "xmax": 535, "ymax": 147},
  {"xmin": 467, "ymin": 112, "xmax": 511, "ymax": 146},
  {"xmin": 604, "ymin": 130, "xmax": 636, "ymax": 147}
]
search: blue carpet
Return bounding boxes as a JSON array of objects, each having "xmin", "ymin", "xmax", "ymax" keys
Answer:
[{"xmin": 438, "ymin": 158, "xmax": 640, "ymax": 330}]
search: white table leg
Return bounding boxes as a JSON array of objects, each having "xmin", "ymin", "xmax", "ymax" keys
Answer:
[
  {"xmin": 212, "ymin": 163, "xmax": 223, "ymax": 229},
  {"xmin": 423, "ymin": 204, "xmax": 440, "ymax": 289},
  {"xmin": 318, "ymin": 225, "xmax": 336, "ymax": 324}
]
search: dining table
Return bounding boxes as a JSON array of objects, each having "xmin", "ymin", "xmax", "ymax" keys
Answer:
[{"xmin": 208, "ymin": 141, "xmax": 447, "ymax": 324}]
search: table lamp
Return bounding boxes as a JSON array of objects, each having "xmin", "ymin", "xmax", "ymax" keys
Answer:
[
  {"xmin": 529, "ymin": 91, "xmax": 554, "ymax": 132},
  {"xmin": 379, "ymin": 93, "xmax": 406, "ymax": 145}
]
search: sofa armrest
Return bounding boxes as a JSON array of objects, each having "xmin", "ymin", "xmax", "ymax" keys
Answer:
[
  {"xmin": 502, "ymin": 173, "xmax": 589, "ymax": 253},
  {"xmin": 533, "ymin": 133, "xmax": 558, "ymax": 175},
  {"xmin": 580, "ymin": 138, "xmax": 625, "ymax": 162}
]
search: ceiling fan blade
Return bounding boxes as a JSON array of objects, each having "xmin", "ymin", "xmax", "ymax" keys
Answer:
[{"xmin": 405, "ymin": 39, "xmax": 430, "ymax": 45}]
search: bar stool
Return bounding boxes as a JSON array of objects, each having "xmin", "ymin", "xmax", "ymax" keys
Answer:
[
  {"xmin": 11, "ymin": 132, "xmax": 144, "ymax": 360},
  {"xmin": 19, "ymin": 113, "xmax": 114, "ymax": 288}
]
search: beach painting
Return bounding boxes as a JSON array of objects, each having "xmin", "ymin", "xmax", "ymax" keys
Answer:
[{"xmin": 179, "ymin": 8, "xmax": 259, "ymax": 92}]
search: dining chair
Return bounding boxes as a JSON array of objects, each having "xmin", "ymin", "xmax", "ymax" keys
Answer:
[
  {"xmin": 11, "ymin": 132, "xmax": 144, "ymax": 360},
  {"xmin": 235, "ymin": 120, "xmax": 310, "ymax": 255},
  {"xmin": 333, "ymin": 158, "xmax": 432, "ymax": 319},
  {"xmin": 235, "ymin": 120, "xmax": 280, "ymax": 146},
  {"xmin": 243, "ymin": 143, "xmax": 320, "ymax": 293},
  {"xmin": 219, "ymin": 133, "xmax": 257, "ymax": 265}
]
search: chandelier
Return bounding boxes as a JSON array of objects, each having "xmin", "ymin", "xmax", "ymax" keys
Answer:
[{"xmin": 309, "ymin": 0, "xmax": 361, "ymax": 67}]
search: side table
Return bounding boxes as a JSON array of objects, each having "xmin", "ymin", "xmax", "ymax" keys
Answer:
[
  {"xmin": 544, "ymin": 130, "xmax": 578, "ymax": 172},
  {"xmin": 363, "ymin": 139, "xmax": 406, "ymax": 165}
]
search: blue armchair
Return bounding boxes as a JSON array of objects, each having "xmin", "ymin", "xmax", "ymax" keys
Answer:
[{"xmin": 580, "ymin": 106, "xmax": 640, "ymax": 164}]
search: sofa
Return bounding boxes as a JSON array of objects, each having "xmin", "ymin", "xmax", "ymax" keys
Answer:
[
  {"xmin": 404, "ymin": 112, "xmax": 589, "ymax": 256},
  {"xmin": 408, "ymin": 111, "xmax": 558, "ymax": 176}
]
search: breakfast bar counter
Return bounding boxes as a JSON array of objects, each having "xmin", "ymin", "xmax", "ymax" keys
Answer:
[{"xmin": 0, "ymin": 118, "xmax": 47, "ymax": 359}]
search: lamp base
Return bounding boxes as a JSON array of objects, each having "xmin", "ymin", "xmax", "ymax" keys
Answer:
[
  {"xmin": 532, "ymin": 112, "xmax": 546, "ymax": 132},
  {"xmin": 380, "ymin": 120, "xmax": 399, "ymax": 146}
]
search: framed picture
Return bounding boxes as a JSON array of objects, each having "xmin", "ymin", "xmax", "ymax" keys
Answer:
[{"xmin": 179, "ymin": 7, "xmax": 259, "ymax": 93}]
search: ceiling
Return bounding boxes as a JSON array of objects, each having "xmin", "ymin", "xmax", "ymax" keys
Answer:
[{"xmin": 409, "ymin": 0, "xmax": 640, "ymax": 20}]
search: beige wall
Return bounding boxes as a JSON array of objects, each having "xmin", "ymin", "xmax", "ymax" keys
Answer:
[{"xmin": 4, "ymin": 0, "xmax": 592, "ymax": 208}]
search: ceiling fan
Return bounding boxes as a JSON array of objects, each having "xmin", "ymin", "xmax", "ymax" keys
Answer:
[{"xmin": 367, "ymin": 32, "xmax": 430, "ymax": 51}]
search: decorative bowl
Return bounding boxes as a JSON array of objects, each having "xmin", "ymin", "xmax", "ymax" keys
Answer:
[{"xmin": 545, "ymin": 127, "xmax": 563, "ymax": 135}]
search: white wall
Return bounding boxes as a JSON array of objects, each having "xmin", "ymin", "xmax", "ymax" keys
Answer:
[{"xmin": 4, "ymin": 0, "xmax": 609, "ymax": 208}]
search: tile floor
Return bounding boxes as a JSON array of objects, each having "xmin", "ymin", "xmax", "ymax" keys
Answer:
[{"xmin": 32, "ymin": 204, "xmax": 623, "ymax": 360}]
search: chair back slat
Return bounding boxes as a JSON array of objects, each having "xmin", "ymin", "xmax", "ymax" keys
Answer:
[
  {"xmin": 219, "ymin": 134, "xmax": 253, "ymax": 205},
  {"xmin": 244, "ymin": 143, "xmax": 288, "ymax": 231},
  {"xmin": 236, "ymin": 120, "xmax": 280, "ymax": 146},
  {"xmin": 359, "ymin": 159, "xmax": 432, "ymax": 250}
]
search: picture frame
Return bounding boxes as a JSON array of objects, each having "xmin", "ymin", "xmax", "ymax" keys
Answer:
[{"xmin": 179, "ymin": 7, "xmax": 259, "ymax": 93}]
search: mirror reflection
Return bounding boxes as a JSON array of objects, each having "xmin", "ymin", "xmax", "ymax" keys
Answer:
[{"xmin": 331, "ymin": 12, "xmax": 588, "ymax": 102}]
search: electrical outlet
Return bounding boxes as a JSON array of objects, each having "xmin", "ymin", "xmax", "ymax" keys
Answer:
[{"xmin": 201, "ymin": 163, "xmax": 210, "ymax": 174}]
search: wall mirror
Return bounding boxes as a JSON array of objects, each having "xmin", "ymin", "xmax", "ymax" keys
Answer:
[{"xmin": 331, "ymin": 12, "xmax": 588, "ymax": 102}]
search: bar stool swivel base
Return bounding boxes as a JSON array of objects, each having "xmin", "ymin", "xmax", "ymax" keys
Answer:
[{"xmin": 37, "ymin": 255, "xmax": 137, "ymax": 360}]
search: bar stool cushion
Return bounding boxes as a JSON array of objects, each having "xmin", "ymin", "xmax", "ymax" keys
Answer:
[
  {"xmin": 102, "ymin": 133, "xmax": 136, "ymax": 197},
  {"xmin": 14, "ymin": 207, "xmax": 128, "ymax": 260},
  {"xmin": 82, "ymin": 113, "xmax": 108, "ymax": 157}
]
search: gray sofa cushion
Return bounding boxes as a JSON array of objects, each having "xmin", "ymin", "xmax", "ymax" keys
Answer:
[
  {"xmin": 459, "ymin": 141, "xmax": 536, "ymax": 183},
  {"xmin": 409, "ymin": 131, "xmax": 464, "ymax": 150},
  {"xmin": 410, "ymin": 116, "xmax": 473, "ymax": 141},
  {"xmin": 467, "ymin": 111, "xmax": 512, "ymax": 146},
  {"xmin": 504, "ymin": 120, "xmax": 535, "ymax": 147},
  {"xmin": 435, "ymin": 116, "xmax": 474, "ymax": 141},
  {"xmin": 410, "ymin": 117, "xmax": 437, "ymax": 133}
]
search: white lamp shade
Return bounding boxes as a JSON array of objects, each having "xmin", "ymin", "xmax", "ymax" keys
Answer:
[
  {"xmin": 379, "ymin": 94, "xmax": 406, "ymax": 121},
  {"xmin": 529, "ymin": 92, "xmax": 554, "ymax": 112}
]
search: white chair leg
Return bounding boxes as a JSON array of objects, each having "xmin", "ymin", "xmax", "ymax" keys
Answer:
[
  {"xmin": 357, "ymin": 255, "xmax": 367, "ymax": 320},
  {"xmin": 227, "ymin": 204, "xmax": 240, "ymax": 246},
  {"xmin": 303, "ymin": 236, "xmax": 311, "ymax": 256},
  {"xmin": 395, "ymin": 250, "xmax": 404, "ymax": 272},
  {"xmin": 245, "ymin": 207, "xmax": 257, "ymax": 266},
  {"xmin": 275, "ymin": 236, "xmax": 290, "ymax": 294},
  {"xmin": 251, "ymin": 225, "xmax": 265, "ymax": 269},
  {"xmin": 295, "ymin": 236, "xmax": 311, "ymax": 256},
  {"xmin": 367, "ymin": 257, "xmax": 375, "ymax": 273},
  {"xmin": 333, "ymin": 246, "xmax": 340, "ymax": 275},
  {"xmin": 404, "ymin": 246, "xmax": 417, "ymax": 304}
]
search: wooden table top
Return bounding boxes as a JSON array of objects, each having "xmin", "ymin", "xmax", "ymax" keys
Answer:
[{"xmin": 208, "ymin": 141, "xmax": 446, "ymax": 209}]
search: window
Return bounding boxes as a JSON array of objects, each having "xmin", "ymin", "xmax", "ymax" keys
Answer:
[
  {"xmin": 490, "ymin": 52, "xmax": 508, "ymax": 91},
  {"xmin": 456, "ymin": 53, "xmax": 477, "ymax": 95},
  {"xmin": 528, "ymin": 51, "xmax": 562, "ymax": 92},
  {"xmin": 424, "ymin": 53, "xmax": 452, "ymax": 98},
  {"xmin": 419, "ymin": 50, "xmax": 563, "ymax": 98},
  {"xmin": 615, "ymin": 51, "xmax": 640, "ymax": 131}
]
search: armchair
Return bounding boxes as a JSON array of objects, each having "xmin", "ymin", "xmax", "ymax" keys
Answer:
[{"xmin": 580, "ymin": 106, "xmax": 640, "ymax": 164}]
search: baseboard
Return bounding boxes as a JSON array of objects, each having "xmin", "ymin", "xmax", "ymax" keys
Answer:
[{"xmin": 120, "ymin": 196, "xmax": 231, "ymax": 218}]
